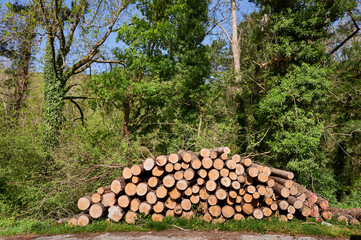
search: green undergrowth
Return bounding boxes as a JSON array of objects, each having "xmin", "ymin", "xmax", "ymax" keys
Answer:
[{"xmin": 0, "ymin": 216, "xmax": 360, "ymax": 237}]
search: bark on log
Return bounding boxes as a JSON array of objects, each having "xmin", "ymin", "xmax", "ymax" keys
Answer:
[
  {"xmin": 269, "ymin": 176, "xmax": 293, "ymax": 188},
  {"xmin": 270, "ymin": 168, "xmax": 294, "ymax": 179}
]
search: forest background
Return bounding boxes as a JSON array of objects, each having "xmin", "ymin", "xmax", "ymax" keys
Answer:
[{"xmin": 0, "ymin": 0, "xmax": 360, "ymax": 220}]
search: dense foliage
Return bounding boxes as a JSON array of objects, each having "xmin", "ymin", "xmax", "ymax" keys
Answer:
[{"xmin": 0, "ymin": 0, "xmax": 360, "ymax": 219}]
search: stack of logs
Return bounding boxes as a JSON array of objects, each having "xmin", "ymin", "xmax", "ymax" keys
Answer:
[{"xmin": 69, "ymin": 147, "xmax": 360, "ymax": 226}]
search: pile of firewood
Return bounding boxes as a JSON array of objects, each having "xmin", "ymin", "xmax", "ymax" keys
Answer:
[{"xmin": 68, "ymin": 147, "xmax": 360, "ymax": 226}]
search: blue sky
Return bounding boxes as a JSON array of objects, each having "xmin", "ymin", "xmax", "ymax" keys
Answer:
[{"xmin": 0, "ymin": 0, "xmax": 258, "ymax": 72}]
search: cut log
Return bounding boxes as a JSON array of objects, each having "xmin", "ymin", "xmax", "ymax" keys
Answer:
[
  {"xmin": 152, "ymin": 166, "xmax": 164, "ymax": 177},
  {"xmin": 234, "ymin": 213, "xmax": 245, "ymax": 221},
  {"xmin": 220, "ymin": 168, "xmax": 229, "ymax": 177},
  {"xmin": 237, "ymin": 175, "xmax": 246, "ymax": 183},
  {"xmin": 154, "ymin": 201, "xmax": 165, "ymax": 213},
  {"xmin": 108, "ymin": 205, "xmax": 124, "ymax": 222},
  {"xmin": 213, "ymin": 159, "xmax": 224, "ymax": 170},
  {"xmin": 122, "ymin": 167, "xmax": 132, "ymax": 180},
  {"xmin": 270, "ymin": 168, "xmax": 294, "ymax": 179},
  {"xmin": 143, "ymin": 158, "xmax": 156, "ymax": 171},
  {"xmin": 198, "ymin": 169, "xmax": 208, "ymax": 178},
  {"xmin": 208, "ymin": 169, "xmax": 220, "ymax": 180},
  {"xmin": 136, "ymin": 182, "xmax": 150, "ymax": 197},
  {"xmin": 264, "ymin": 197, "xmax": 273, "ymax": 206},
  {"xmin": 232, "ymin": 154, "xmax": 241, "ymax": 163},
  {"xmin": 226, "ymin": 195, "xmax": 235, "ymax": 205},
  {"xmin": 131, "ymin": 176, "xmax": 141, "ymax": 184},
  {"xmin": 235, "ymin": 205, "xmax": 243, "ymax": 212},
  {"xmin": 118, "ymin": 195, "xmax": 130, "ymax": 208},
  {"xmin": 146, "ymin": 191, "xmax": 157, "ymax": 205},
  {"xmin": 289, "ymin": 185, "xmax": 298, "ymax": 196},
  {"xmin": 247, "ymin": 167, "xmax": 258, "ymax": 178},
  {"xmin": 292, "ymin": 182, "xmax": 318, "ymax": 204},
  {"xmin": 241, "ymin": 158, "xmax": 252, "ymax": 167},
  {"xmin": 176, "ymin": 179, "xmax": 189, "ymax": 191},
  {"xmin": 238, "ymin": 188, "xmax": 246, "ymax": 196},
  {"xmin": 253, "ymin": 208, "xmax": 263, "ymax": 220},
  {"xmin": 270, "ymin": 203, "xmax": 278, "ymax": 211},
  {"xmin": 215, "ymin": 188, "xmax": 227, "ymax": 200},
  {"xmin": 197, "ymin": 178, "xmax": 205, "ymax": 186},
  {"xmin": 263, "ymin": 166, "xmax": 271, "ymax": 176},
  {"xmin": 316, "ymin": 197, "xmax": 329, "ymax": 210},
  {"xmin": 229, "ymin": 172, "xmax": 237, "ymax": 181},
  {"xmin": 192, "ymin": 185, "xmax": 200, "ymax": 194},
  {"xmin": 212, "ymin": 217, "xmax": 225, "ymax": 224},
  {"xmin": 229, "ymin": 190, "xmax": 238, "ymax": 199},
  {"xmin": 247, "ymin": 185, "xmax": 256, "ymax": 194},
  {"xmin": 124, "ymin": 183, "xmax": 137, "ymax": 197},
  {"xmin": 256, "ymin": 185, "xmax": 267, "ymax": 196},
  {"xmin": 174, "ymin": 205, "xmax": 183, "ymax": 215},
  {"xmin": 169, "ymin": 153, "xmax": 180, "ymax": 164},
  {"xmin": 257, "ymin": 173, "xmax": 269, "ymax": 183},
  {"xmin": 287, "ymin": 196, "xmax": 303, "ymax": 209},
  {"xmin": 322, "ymin": 211, "xmax": 333, "ymax": 220},
  {"xmin": 148, "ymin": 176, "xmax": 159, "ymax": 188},
  {"xmin": 97, "ymin": 186, "xmax": 111, "ymax": 195},
  {"xmin": 220, "ymin": 153, "xmax": 228, "ymax": 160},
  {"xmin": 165, "ymin": 163, "xmax": 174, "ymax": 172},
  {"xmin": 102, "ymin": 191, "xmax": 116, "ymax": 207},
  {"xmin": 178, "ymin": 150, "xmax": 192, "ymax": 163},
  {"xmin": 278, "ymin": 215, "xmax": 288, "ymax": 222},
  {"xmin": 210, "ymin": 147, "xmax": 231, "ymax": 155},
  {"xmin": 209, "ymin": 205, "xmax": 222, "ymax": 218},
  {"xmin": 191, "ymin": 158, "xmax": 202, "ymax": 170},
  {"xmin": 190, "ymin": 194, "xmax": 200, "ymax": 204},
  {"xmin": 265, "ymin": 187, "xmax": 274, "ymax": 198},
  {"xmin": 208, "ymin": 195, "xmax": 218, "ymax": 206},
  {"xmin": 169, "ymin": 187, "xmax": 182, "ymax": 199},
  {"xmin": 262, "ymin": 207, "xmax": 272, "ymax": 217},
  {"xmin": 199, "ymin": 148, "xmax": 211, "ymax": 158},
  {"xmin": 288, "ymin": 205, "xmax": 296, "ymax": 214},
  {"xmin": 156, "ymin": 185, "xmax": 168, "ymax": 199},
  {"xmin": 89, "ymin": 203, "xmax": 106, "ymax": 219},
  {"xmin": 202, "ymin": 157, "xmax": 213, "ymax": 169},
  {"xmin": 91, "ymin": 193, "xmax": 102, "ymax": 203},
  {"xmin": 131, "ymin": 164, "xmax": 144, "ymax": 176},
  {"xmin": 166, "ymin": 209, "xmax": 174, "ymax": 217},
  {"xmin": 220, "ymin": 177, "xmax": 231, "ymax": 188},
  {"xmin": 231, "ymin": 181, "xmax": 241, "ymax": 190},
  {"xmin": 199, "ymin": 188, "xmax": 209, "ymax": 200},
  {"xmin": 287, "ymin": 213, "xmax": 294, "ymax": 220},
  {"xmin": 210, "ymin": 151, "xmax": 218, "ymax": 159},
  {"xmin": 174, "ymin": 163, "xmax": 181, "ymax": 171},
  {"xmin": 125, "ymin": 211, "xmax": 137, "ymax": 224},
  {"xmin": 184, "ymin": 168, "xmax": 195, "ymax": 180},
  {"xmin": 182, "ymin": 210, "xmax": 194, "ymax": 220},
  {"xmin": 235, "ymin": 164, "xmax": 245, "ymax": 175},
  {"xmin": 252, "ymin": 192, "xmax": 260, "ymax": 200},
  {"xmin": 78, "ymin": 196, "xmax": 92, "ymax": 211},
  {"xmin": 165, "ymin": 197, "xmax": 177, "ymax": 209},
  {"xmin": 163, "ymin": 174, "xmax": 176, "ymax": 188},
  {"xmin": 297, "ymin": 193, "xmax": 307, "ymax": 202},
  {"xmin": 203, "ymin": 213, "xmax": 213, "ymax": 222},
  {"xmin": 184, "ymin": 187, "xmax": 193, "ymax": 197},
  {"xmin": 300, "ymin": 205, "xmax": 311, "ymax": 217},
  {"xmin": 225, "ymin": 160, "xmax": 237, "ymax": 170},
  {"xmin": 181, "ymin": 162, "xmax": 190, "ymax": 170},
  {"xmin": 139, "ymin": 202, "xmax": 152, "ymax": 216},
  {"xmin": 174, "ymin": 171, "xmax": 183, "ymax": 181},
  {"xmin": 222, "ymin": 205, "xmax": 235, "ymax": 218},
  {"xmin": 244, "ymin": 194, "xmax": 253, "ymax": 203},
  {"xmin": 130, "ymin": 198, "xmax": 141, "ymax": 212},
  {"xmin": 243, "ymin": 203, "xmax": 254, "ymax": 215},
  {"xmin": 267, "ymin": 179, "xmax": 275, "ymax": 188},
  {"xmin": 273, "ymin": 183, "xmax": 290, "ymax": 198},
  {"xmin": 152, "ymin": 213, "xmax": 164, "ymax": 222},
  {"xmin": 206, "ymin": 180, "xmax": 217, "ymax": 192},
  {"xmin": 181, "ymin": 199, "xmax": 192, "ymax": 211},
  {"xmin": 77, "ymin": 214, "xmax": 92, "ymax": 226},
  {"xmin": 278, "ymin": 200, "xmax": 289, "ymax": 211},
  {"xmin": 156, "ymin": 155, "xmax": 168, "ymax": 167},
  {"xmin": 269, "ymin": 176, "xmax": 293, "ymax": 188}
]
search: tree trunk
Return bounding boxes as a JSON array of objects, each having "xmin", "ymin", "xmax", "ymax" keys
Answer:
[{"xmin": 231, "ymin": 0, "xmax": 240, "ymax": 81}]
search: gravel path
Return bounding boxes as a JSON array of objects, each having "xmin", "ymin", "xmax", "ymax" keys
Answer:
[{"xmin": 1, "ymin": 230, "xmax": 343, "ymax": 240}]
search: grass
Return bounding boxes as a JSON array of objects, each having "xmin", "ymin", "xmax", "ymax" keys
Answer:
[{"xmin": 0, "ymin": 216, "xmax": 360, "ymax": 238}]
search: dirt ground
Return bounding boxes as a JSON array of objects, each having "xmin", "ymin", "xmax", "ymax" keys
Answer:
[{"xmin": 0, "ymin": 230, "xmax": 349, "ymax": 240}]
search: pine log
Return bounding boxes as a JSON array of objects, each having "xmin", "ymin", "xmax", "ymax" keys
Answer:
[
  {"xmin": 206, "ymin": 180, "xmax": 217, "ymax": 192},
  {"xmin": 288, "ymin": 205, "xmax": 296, "ymax": 214},
  {"xmin": 174, "ymin": 163, "xmax": 182, "ymax": 171},
  {"xmin": 247, "ymin": 185, "xmax": 256, "ymax": 194},
  {"xmin": 235, "ymin": 164, "xmax": 245, "ymax": 175},
  {"xmin": 229, "ymin": 190, "xmax": 237, "ymax": 199},
  {"xmin": 292, "ymin": 182, "xmax": 318, "ymax": 204},
  {"xmin": 156, "ymin": 185, "xmax": 168, "ymax": 199},
  {"xmin": 203, "ymin": 213, "xmax": 213, "ymax": 222},
  {"xmin": 252, "ymin": 192, "xmax": 260, "ymax": 200},
  {"xmin": 270, "ymin": 168, "xmax": 294, "ymax": 179},
  {"xmin": 181, "ymin": 199, "xmax": 192, "ymax": 211},
  {"xmin": 213, "ymin": 158, "xmax": 224, "ymax": 170},
  {"xmin": 247, "ymin": 167, "xmax": 258, "ymax": 178},
  {"xmin": 155, "ymin": 155, "xmax": 168, "ymax": 167},
  {"xmin": 165, "ymin": 163, "xmax": 174, "ymax": 172},
  {"xmin": 146, "ymin": 191, "xmax": 157, "ymax": 205},
  {"xmin": 265, "ymin": 187, "xmax": 274, "ymax": 198},
  {"xmin": 220, "ymin": 177, "xmax": 231, "ymax": 188},
  {"xmin": 152, "ymin": 166, "xmax": 164, "ymax": 177},
  {"xmin": 165, "ymin": 197, "xmax": 177, "ymax": 209},
  {"xmin": 269, "ymin": 176, "xmax": 293, "ymax": 188},
  {"xmin": 232, "ymin": 154, "xmax": 241, "ymax": 163},
  {"xmin": 262, "ymin": 207, "xmax": 272, "ymax": 217},
  {"xmin": 215, "ymin": 188, "xmax": 227, "ymax": 200},
  {"xmin": 130, "ymin": 198, "xmax": 141, "ymax": 212},
  {"xmin": 278, "ymin": 200, "xmax": 289, "ymax": 211},
  {"xmin": 300, "ymin": 205, "xmax": 311, "ymax": 217},
  {"xmin": 139, "ymin": 202, "xmax": 152, "ymax": 216},
  {"xmin": 208, "ymin": 169, "xmax": 220, "ymax": 180},
  {"xmin": 97, "ymin": 186, "xmax": 111, "ymax": 195},
  {"xmin": 197, "ymin": 178, "xmax": 205, "ymax": 186},
  {"xmin": 322, "ymin": 211, "xmax": 333, "ymax": 220},
  {"xmin": 289, "ymin": 185, "xmax": 298, "ymax": 196},
  {"xmin": 184, "ymin": 168, "xmax": 195, "ymax": 180},
  {"xmin": 136, "ymin": 182, "xmax": 150, "ymax": 196},
  {"xmin": 231, "ymin": 181, "xmax": 241, "ymax": 190},
  {"xmin": 235, "ymin": 205, "xmax": 243, "ymax": 212},
  {"xmin": 91, "ymin": 193, "xmax": 102, "ymax": 203},
  {"xmin": 125, "ymin": 183, "xmax": 137, "ymax": 196},
  {"xmin": 181, "ymin": 162, "xmax": 190, "ymax": 170},
  {"xmin": 191, "ymin": 158, "xmax": 202, "ymax": 170},
  {"xmin": 237, "ymin": 175, "xmax": 246, "ymax": 183},
  {"xmin": 257, "ymin": 185, "xmax": 267, "ymax": 196},
  {"xmin": 176, "ymin": 179, "xmax": 189, "ymax": 191},
  {"xmin": 132, "ymin": 176, "xmax": 141, "ymax": 184},
  {"xmin": 287, "ymin": 213, "xmax": 294, "ymax": 220},
  {"xmin": 209, "ymin": 147, "xmax": 231, "ymax": 155},
  {"xmin": 209, "ymin": 205, "xmax": 222, "ymax": 218},
  {"xmin": 184, "ymin": 187, "xmax": 193, "ymax": 197},
  {"xmin": 226, "ymin": 195, "xmax": 235, "ymax": 205},
  {"xmin": 131, "ymin": 164, "xmax": 144, "ymax": 176},
  {"xmin": 253, "ymin": 208, "xmax": 264, "ymax": 220},
  {"xmin": 108, "ymin": 205, "xmax": 124, "ymax": 222},
  {"xmin": 163, "ymin": 174, "xmax": 176, "ymax": 188},
  {"xmin": 151, "ymin": 213, "xmax": 164, "ymax": 222},
  {"xmin": 234, "ymin": 213, "xmax": 245, "ymax": 221},
  {"xmin": 350, "ymin": 218, "xmax": 360, "ymax": 225},
  {"xmin": 271, "ymin": 203, "xmax": 278, "ymax": 211},
  {"xmin": 199, "ymin": 148, "xmax": 211, "ymax": 158},
  {"xmin": 198, "ymin": 169, "xmax": 208, "ymax": 178},
  {"xmin": 220, "ymin": 168, "xmax": 229, "ymax": 177},
  {"xmin": 242, "ymin": 203, "xmax": 254, "ymax": 215},
  {"xmin": 243, "ymin": 194, "xmax": 253, "ymax": 203},
  {"xmin": 278, "ymin": 215, "xmax": 288, "ymax": 222},
  {"xmin": 143, "ymin": 158, "xmax": 156, "ymax": 171},
  {"xmin": 78, "ymin": 196, "xmax": 92, "ymax": 211},
  {"xmin": 220, "ymin": 153, "xmax": 228, "ymax": 160},
  {"xmin": 199, "ymin": 188, "xmax": 209, "ymax": 200},
  {"xmin": 182, "ymin": 210, "xmax": 194, "ymax": 220},
  {"xmin": 174, "ymin": 204, "xmax": 183, "ymax": 215},
  {"xmin": 125, "ymin": 211, "xmax": 137, "ymax": 224},
  {"xmin": 174, "ymin": 171, "xmax": 184, "ymax": 181},
  {"xmin": 122, "ymin": 167, "xmax": 132, "ymax": 180},
  {"xmin": 89, "ymin": 203, "xmax": 106, "ymax": 219},
  {"xmin": 241, "ymin": 158, "xmax": 252, "ymax": 167},
  {"xmin": 222, "ymin": 205, "xmax": 235, "ymax": 218},
  {"xmin": 192, "ymin": 184, "xmax": 200, "ymax": 194},
  {"xmin": 225, "ymin": 160, "xmax": 236, "ymax": 170},
  {"xmin": 118, "ymin": 195, "xmax": 130, "ymax": 208},
  {"xmin": 264, "ymin": 197, "xmax": 273, "ymax": 206},
  {"xmin": 210, "ymin": 151, "xmax": 218, "ymax": 159},
  {"xmin": 287, "ymin": 196, "xmax": 303, "ymax": 209},
  {"xmin": 202, "ymin": 157, "xmax": 213, "ymax": 169},
  {"xmin": 169, "ymin": 153, "xmax": 180, "ymax": 164},
  {"xmin": 267, "ymin": 179, "xmax": 275, "ymax": 188},
  {"xmin": 316, "ymin": 197, "xmax": 329, "ymax": 210},
  {"xmin": 148, "ymin": 176, "xmax": 159, "ymax": 188},
  {"xmin": 178, "ymin": 150, "xmax": 192, "ymax": 163},
  {"xmin": 297, "ymin": 193, "xmax": 307, "ymax": 202},
  {"xmin": 169, "ymin": 187, "xmax": 182, "ymax": 199},
  {"xmin": 190, "ymin": 194, "xmax": 200, "ymax": 204},
  {"xmin": 208, "ymin": 195, "xmax": 218, "ymax": 206},
  {"xmin": 257, "ymin": 173, "xmax": 269, "ymax": 183},
  {"xmin": 238, "ymin": 188, "xmax": 246, "ymax": 196},
  {"xmin": 102, "ymin": 191, "xmax": 116, "ymax": 207},
  {"xmin": 77, "ymin": 214, "xmax": 92, "ymax": 226},
  {"xmin": 229, "ymin": 172, "xmax": 237, "ymax": 181},
  {"xmin": 154, "ymin": 201, "xmax": 165, "ymax": 213},
  {"xmin": 273, "ymin": 182, "xmax": 290, "ymax": 198}
]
